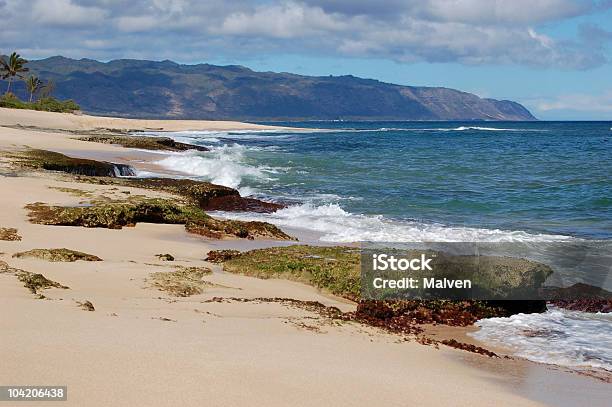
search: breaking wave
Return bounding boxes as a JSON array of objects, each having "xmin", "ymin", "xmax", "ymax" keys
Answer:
[
  {"xmin": 210, "ymin": 203, "xmax": 571, "ymax": 243},
  {"xmin": 156, "ymin": 144, "xmax": 279, "ymax": 189}
]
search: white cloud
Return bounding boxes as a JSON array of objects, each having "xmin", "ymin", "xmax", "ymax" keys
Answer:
[
  {"xmin": 219, "ymin": 2, "xmax": 348, "ymax": 38},
  {"xmin": 32, "ymin": 0, "xmax": 107, "ymax": 27}
]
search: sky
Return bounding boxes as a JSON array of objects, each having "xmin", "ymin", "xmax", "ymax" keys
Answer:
[{"xmin": 1, "ymin": 0, "xmax": 611, "ymax": 120}]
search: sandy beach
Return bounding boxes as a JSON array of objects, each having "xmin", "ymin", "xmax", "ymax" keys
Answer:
[{"xmin": 1, "ymin": 109, "xmax": 609, "ymax": 407}]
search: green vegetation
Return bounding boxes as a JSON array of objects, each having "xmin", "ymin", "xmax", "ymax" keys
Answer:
[
  {"xmin": 13, "ymin": 248, "xmax": 103, "ymax": 262},
  {"xmin": 0, "ymin": 227, "xmax": 22, "ymax": 241},
  {"xmin": 218, "ymin": 245, "xmax": 550, "ymax": 324},
  {"xmin": 0, "ymin": 52, "xmax": 29, "ymax": 94},
  {"xmin": 0, "ymin": 93, "xmax": 80, "ymax": 113},
  {"xmin": 221, "ymin": 245, "xmax": 361, "ymax": 300},
  {"xmin": 147, "ymin": 266, "xmax": 212, "ymax": 297},
  {"xmin": 25, "ymin": 196, "xmax": 293, "ymax": 240},
  {"xmin": 24, "ymin": 75, "xmax": 43, "ymax": 102},
  {"xmin": 1, "ymin": 51, "xmax": 80, "ymax": 112}
]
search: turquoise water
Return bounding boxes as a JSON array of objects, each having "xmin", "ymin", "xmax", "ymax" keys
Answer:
[{"xmin": 151, "ymin": 121, "xmax": 612, "ymax": 241}]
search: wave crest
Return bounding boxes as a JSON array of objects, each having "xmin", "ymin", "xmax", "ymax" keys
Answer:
[{"xmin": 211, "ymin": 203, "xmax": 569, "ymax": 243}]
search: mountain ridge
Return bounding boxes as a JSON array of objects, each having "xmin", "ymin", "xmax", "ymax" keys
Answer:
[{"xmin": 6, "ymin": 56, "xmax": 536, "ymax": 121}]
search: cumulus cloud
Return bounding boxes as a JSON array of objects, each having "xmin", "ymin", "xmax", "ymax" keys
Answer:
[{"xmin": 0, "ymin": 0, "xmax": 610, "ymax": 69}]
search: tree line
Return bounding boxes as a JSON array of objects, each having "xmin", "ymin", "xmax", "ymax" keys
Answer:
[
  {"xmin": 0, "ymin": 52, "xmax": 78, "ymax": 112},
  {"xmin": 0, "ymin": 52, "xmax": 55, "ymax": 102}
]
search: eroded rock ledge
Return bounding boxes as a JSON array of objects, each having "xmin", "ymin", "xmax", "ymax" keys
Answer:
[{"xmin": 25, "ymin": 197, "xmax": 293, "ymax": 240}]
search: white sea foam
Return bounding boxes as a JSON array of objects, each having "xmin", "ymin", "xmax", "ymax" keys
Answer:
[
  {"xmin": 471, "ymin": 307, "xmax": 612, "ymax": 372},
  {"xmin": 210, "ymin": 203, "xmax": 570, "ymax": 243},
  {"xmin": 156, "ymin": 145, "xmax": 278, "ymax": 189}
]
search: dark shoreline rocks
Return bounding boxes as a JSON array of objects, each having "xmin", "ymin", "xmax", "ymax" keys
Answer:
[
  {"xmin": 544, "ymin": 283, "xmax": 612, "ymax": 313},
  {"xmin": 102, "ymin": 177, "xmax": 285, "ymax": 213},
  {"xmin": 16, "ymin": 149, "xmax": 135, "ymax": 177},
  {"xmin": 78, "ymin": 135, "xmax": 209, "ymax": 152}
]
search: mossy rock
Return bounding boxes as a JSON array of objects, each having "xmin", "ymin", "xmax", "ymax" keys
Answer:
[
  {"xmin": 15, "ymin": 149, "xmax": 135, "ymax": 177},
  {"xmin": 78, "ymin": 135, "xmax": 209, "ymax": 152},
  {"xmin": 148, "ymin": 266, "xmax": 212, "ymax": 297},
  {"xmin": 16, "ymin": 271, "xmax": 69, "ymax": 294},
  {"xmin": 223, "ymin": 245, "xmax": 361, "ymax": 299},
  {"xmin": 25, "ymin": 198, "xmax": 201, "ymax": 229},
  {"xmin": 74, "ymin": 176, "xmax": 283, "ymax": 213},
  {"xmin": 24, "ymin": 198, "xmax": 293, "ymax": 240},
  {"xmin": 221, "ymin": 245, "xmax": 549, "ymax": 322},
  {"xmin": 205, "ymin": 249, "xmax": 242, "ymax": 263},
  {"xmin": 186, "ymin": 218, "xmax": 293, "ymax": 240},
  {"xmin": 13, "ymin": 248, "xmax": 103, "ymax": 262},
  {"xmin": 0, "ymin": 227, "xmax": 22, "ymax": 241}
]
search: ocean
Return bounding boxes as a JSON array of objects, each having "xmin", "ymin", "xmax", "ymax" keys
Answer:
[{"xmin": 138, "ymin": 120, "xmax": 612, "ymax": 373}]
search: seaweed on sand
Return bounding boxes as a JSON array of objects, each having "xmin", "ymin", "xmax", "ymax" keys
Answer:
[
  {"xmin": 1, "ymin": 261, "xmax": 69, "ymax": 295},
  {"xmin": 147, "ymin": 266, "xmax": 212, "ymax": 297},
  {"xmin": 0, "ymin": 227, "xmax": 21, "ymax": 241},
  {"xmin": 13, "ymin": 248, "xmax": 102, "ymax": 262}
]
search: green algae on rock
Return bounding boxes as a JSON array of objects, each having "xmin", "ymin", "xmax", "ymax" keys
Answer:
[
  {"xmin": 14, "ymin": 149, "xmax": 135, "ymax": 177},
  {"xmin": 147, "ymin": 266, "xmax": 212, "ymax": 297},
  {"xmin": 24, "ymin": 197, "xmax": 293, "ymax": 240},
  {"xmin": 13, "ymin": 248, "xmax": 103, "ymax": 262},
  {"xmin": 219, "ymin": 245, "xmax": 550, "ymax": 325},
  {"xmin": 17, "ymin": 271, "xmax": 69, "ymax": 294},
  {"xmin": 185, "ymin": 218, "xmax": 293, "ymax": 240},
  {"xmin": 78, "ymin": 176, "xmax": 284, "ymax": 213},
  {"xmin": 77, "ymin": 135, "xmax": 209, "ymax": 152},
  {"xmin": 0, "ymin": 227, "xmax": 22, "ymax": 241},
  {"xmin": 222, "ymin": 245, "xmax": 361, "ymax": 300}
]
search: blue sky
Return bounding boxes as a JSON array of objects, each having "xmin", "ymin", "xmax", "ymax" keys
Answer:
[{"xmin": 1, "ymin": 0, "xmax": 611, "ymax": 119}]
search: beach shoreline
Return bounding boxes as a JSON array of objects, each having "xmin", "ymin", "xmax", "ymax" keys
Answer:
[{"xmin": 1, "ymin": 108, "xmax": 609, "ymax": 407}]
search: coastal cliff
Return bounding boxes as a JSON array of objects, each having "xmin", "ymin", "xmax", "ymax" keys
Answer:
[{"xmin": 9, "ymin": 56, "xmax": 535, "ymax": 121}]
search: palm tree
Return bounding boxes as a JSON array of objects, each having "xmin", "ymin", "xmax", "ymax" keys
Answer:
[
  {"xmin": 24, "ymin": 76, "xmax": 43, "ymax": 102},
  {"xmin": 39, "ymin": 79, "xmax": 55, "ymax": 99},
  {"xmin": 0, "ymin": 52, "xmax": 29, "ymax": 94}
]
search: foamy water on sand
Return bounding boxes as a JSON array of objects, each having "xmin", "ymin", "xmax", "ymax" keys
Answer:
[{"xmin": 471, "ymin": 307, "xmax": 612, "ymax": 372}]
